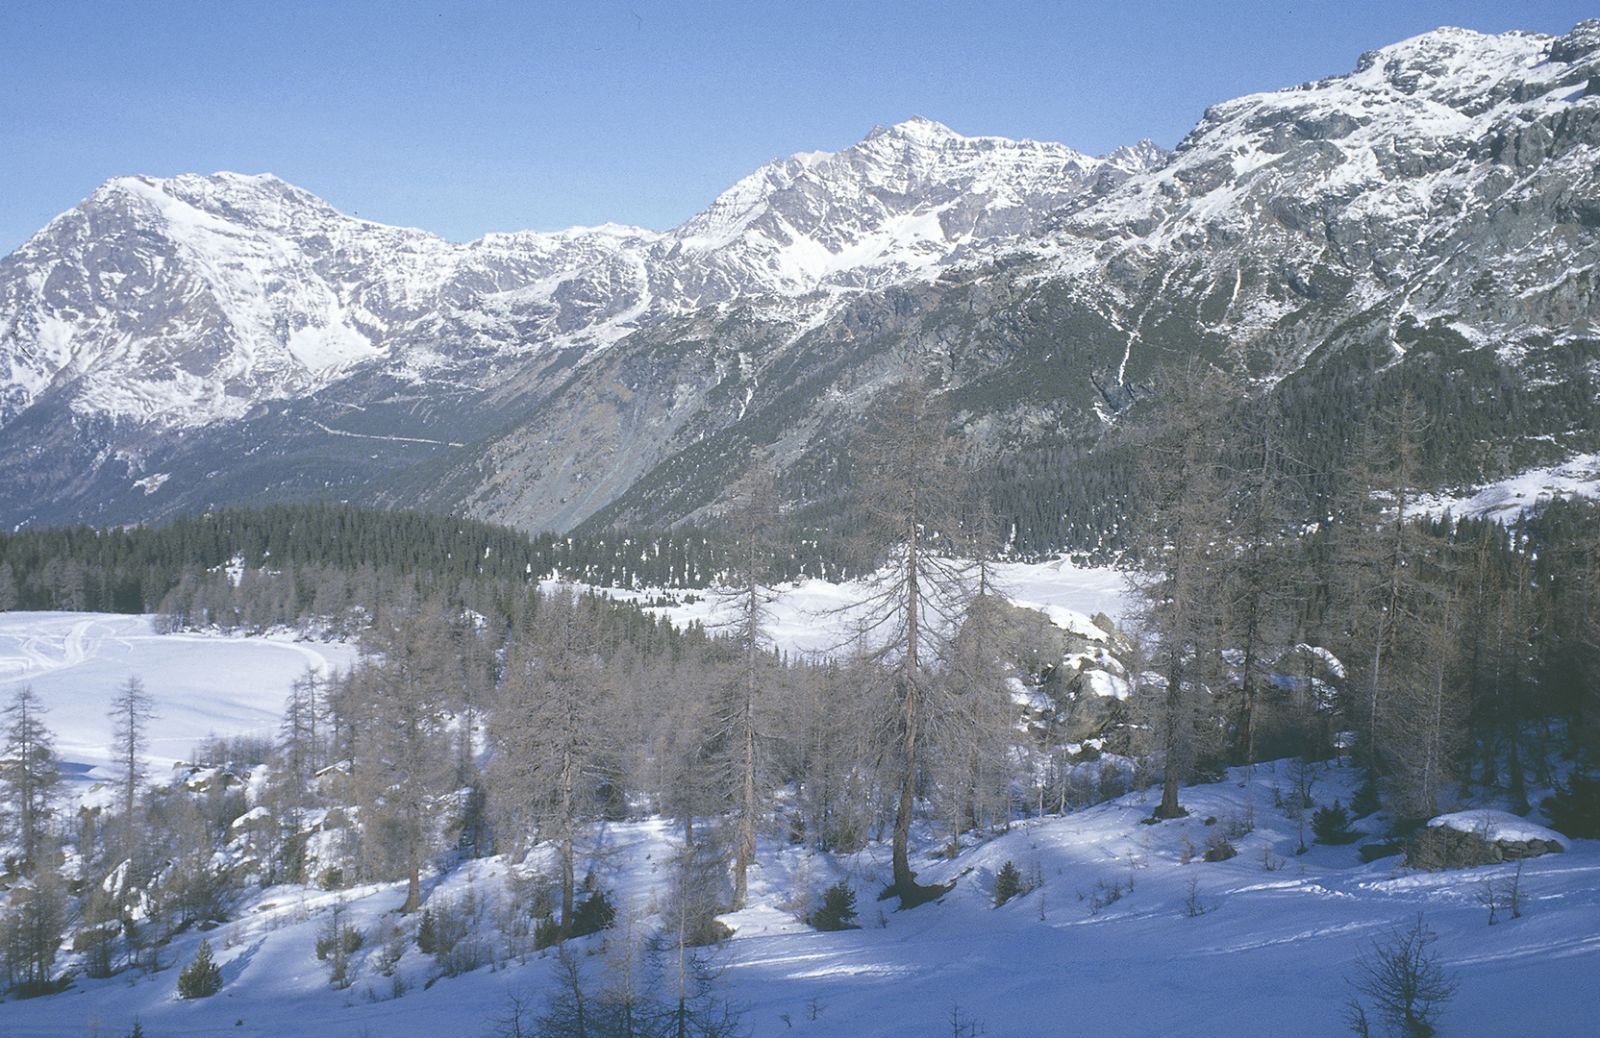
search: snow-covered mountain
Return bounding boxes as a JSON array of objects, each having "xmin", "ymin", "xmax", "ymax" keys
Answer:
[
  {"xmin": 0, "ymin": 119, "xmax": 1152, "ymax": 433},
  {"xmin": 1021, "ymin": 22, "xmax": 1600, "ymax": 366},
  {"xmin": 2, "ymin": 21, "xmax": 1598, "ymax": 533},
  {"xmin": 0, "ymin": 171, "xmax": 655, "ymax": 428},
  {"xmin": 662, "ymin": 116, "xmax": 1161, "ymax": 303}
]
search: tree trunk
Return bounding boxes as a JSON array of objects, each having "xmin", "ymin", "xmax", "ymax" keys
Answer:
[
  {"xmin": 1154, "ymin": 665, "xmax": 1186, "ymax": 819},
  {"xmin": 733, "ymin": 680, "xmax": 757, "ymax": 907},
  {"xmin": 892, "ymin": 536, "xmax": 923, "ymax": 899},
  {"xmin": 560, "ymin": 832, "xmax": 575, "ymax": 941}
]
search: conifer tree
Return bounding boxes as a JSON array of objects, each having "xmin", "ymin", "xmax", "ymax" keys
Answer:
[
  {"xmin": 0, "ymin": 865, "xmax": 66, "ymax": 993},
  {"xmin": 109, "ymin": 675, "xmax": 155, "ymax": 858},
  {"xmin": 490, "ymin": 589, "xmax": 611, "ymax": 938},
  {"xmin": 1328, "ymin": 396, "xmax": 1434, "ymax": 775},
  {"xmin": 177, "ymin": 936, "xmax": 223, "ymax": 998},
  {"xmin": 350, "ymin": 604, "xmax": 455, "ymax": 912},
  {"xmin": 1218, "ymin": 411, "xmax": 1301, "ymax": 763},
  {"xmin": 1, "ymin": 685, "xmax": 61, "ymax": 874},
  {"xmin": 851, "ymin": 376, "xmax": 972, "ymax": 905},
  {"xmin": 1129, "ymin": 364, "xmax": 1232, "ymax": 819},
  {"xmin": 716, "ymin": 462, "xmax": 781, "ymax": 908}
]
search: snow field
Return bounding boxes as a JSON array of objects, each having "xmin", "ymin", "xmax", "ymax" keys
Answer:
[
  {"xmin": 579, "ymin": 556, "xmax": 1134, "ymax": 660},
  {"xmin": 1, "ymin": 760, "xmax": 1594, "ymax": 1037},
  {"xmin": 0, "ymin": 612, "xmax": 359, "ymax": 782}
]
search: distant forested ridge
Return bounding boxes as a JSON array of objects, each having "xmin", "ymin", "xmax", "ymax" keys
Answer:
[{"xmin": 0, "ymin": 503, "xmax": 741, "ymax": 619}]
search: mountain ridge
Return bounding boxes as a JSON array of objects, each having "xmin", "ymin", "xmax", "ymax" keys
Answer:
[{"xmin": 2, "ymin": 20, "xmax": 1598, "ymax": 535}]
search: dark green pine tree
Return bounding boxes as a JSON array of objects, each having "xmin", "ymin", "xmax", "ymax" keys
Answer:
[{"xmin": 177, "ymin": 936, "xmax": 223, "ymax": 998}]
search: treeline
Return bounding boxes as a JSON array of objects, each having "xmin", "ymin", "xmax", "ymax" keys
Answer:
[
  {"xmin": 0, "ymin": 500, "xmax": 918, "ymax": 622},
  {"xmin": 0, "ymin": 503, "xmax": 746, "ymax": 617}
]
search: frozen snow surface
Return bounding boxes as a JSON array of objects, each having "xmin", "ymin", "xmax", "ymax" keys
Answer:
[{"xmin": 0, "ymin": 611, "xmax": 358, "ymax": 780}]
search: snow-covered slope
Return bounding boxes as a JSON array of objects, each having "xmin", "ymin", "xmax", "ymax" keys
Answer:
[
  {"xmin": 1413, "ymin": 451, "xmax": 1600, "ymax": 519},
  {"xmin": 0, "ymin": 579, "xmax": 1593, "ymax": 1037},
  {"xmin": 1, "ymin": 758, "xmax": 1592, "ymax": 1038},
  {"xmin": 585, "ymin": 557, "xmax": 1133, "ymax": 659}
]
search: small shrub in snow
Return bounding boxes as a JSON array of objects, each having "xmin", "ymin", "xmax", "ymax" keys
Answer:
[
  {"xmin": 1358, "ymin": 841, "xmax": 1404, "ymax": 863},
  {"xmin": 809, "ymin": 880, "xmax": 859, "ymax": 931},
  {"xmin": 315, "ymin": 921, "xmax": 364, "ymax": 961},
  {"xmin": 1351, "ymin": 773, "xmax": 1381, "ymax": 819},
  {"xmin": 1345, "ymin": 914, "xmax": 1457, "ymax": 1038},
  {"xmin": 495, "ymin": 871, "xmax": 552, "ymax": 964},
  {"xmin": 1477, "ymin": 878, "xmax": 1505, "ymax": 926},
  {"xmin": 1477, "ymin": 863, "xmax": 1525, "ymax": 926},
  {"xmin": 533, "ymin": 914, "xmax": 561, "ymax": 951},
  {"xmin": 1313, "ymin": 801, "xmax": 1360, "ymax": 845},
  {"xmin": 993, "ymin": 861, "xmax": 1024, "ymax": 907},
  {"xmin": 1290, "ymin": 757, "xmax": 1318, "ymax": 810},
  {"xmin": 946, "ymin": 1002, "xmax": 985, "ymax": 1038},
  {"xmin": 1183, "ymin": 878, "xmax": 1208, "ymax": 917},
  {"xmin": 424, "ymin": 891, "xmax": 492, "ymax": 977},
  {"xmin": 1098, "ymin": 761, "xmax": 1128, "ymax": 801},
  {"xmin": 176, "ymin": 937, "xmax": 222, "ymax": 999},
  {"xmin": 316, "ymin": 903, "xmax": 363, "ymax": 990},
  {"xmin": 415, "ymin": 909, "xmax": 437, "ymax": 955},
  {"xmin": 569, "ymin": 887, "xmax": 616, "ymax": 939},
  {"xmin": 1082, "ymin": 876, "xmax": 1130, "ymax": 915},
  {"xmin": 529, "ymin": 887, "xmax": 617, "ymax": 949},
  {"xmin": 1202, "ymin": 831, "xmax": 1236, "ymax": 862}
]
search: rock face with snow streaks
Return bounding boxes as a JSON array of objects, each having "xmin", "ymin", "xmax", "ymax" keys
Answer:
[{"xmin": 2, "ymin": 22, "xmax": 1598, "ymax": 532}]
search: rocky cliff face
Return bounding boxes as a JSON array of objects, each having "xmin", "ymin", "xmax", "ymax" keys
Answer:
[{"xmin": 2, "ymin": 21, "xmax": 1597, "ymax": 533}]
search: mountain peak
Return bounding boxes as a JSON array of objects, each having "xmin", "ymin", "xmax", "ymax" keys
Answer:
[
  {"xmin": 1348, "ymin": 22, "xmax": 1548, "ymax": 90},
  {"xmin": 1550, "ymin": 18, "xmax": 1600, "ymax": 62},
  {"xmin": 864, "ymin": 116, "xmax": 962, "ymax": 144},
  {"xmin": 1100, "ymin": 138, "xmax": 1168, "ymax": 173}
]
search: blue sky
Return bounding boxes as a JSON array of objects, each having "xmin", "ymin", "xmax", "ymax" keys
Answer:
[{"xmin": 1, "ymin": 1, "xmax": 1593, "ymax": 252}]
